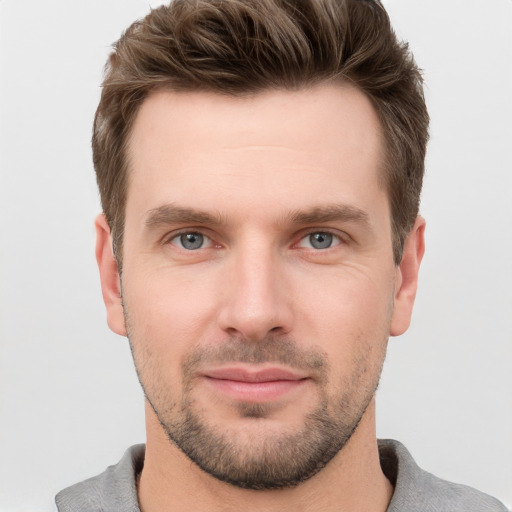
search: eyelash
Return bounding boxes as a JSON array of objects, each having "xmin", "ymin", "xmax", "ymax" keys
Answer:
[
  {"xmin": 165, "ymin": 230, "xmax": 215, "ymax": 250},
  {"xmin": 296, "ymin": 230, "xmax": 344, "ymax": 250},
  {"xmin": 164, "ymin": 229, "xmax": 347, "ymax": 252}
]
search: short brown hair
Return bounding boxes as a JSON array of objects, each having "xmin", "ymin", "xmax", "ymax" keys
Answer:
[{"xmin": 93, "ymin": 0, "xmax": 429, "ymax": 268}]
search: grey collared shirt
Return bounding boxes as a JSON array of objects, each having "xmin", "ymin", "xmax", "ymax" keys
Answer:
[{"xmin": 55, "ymin": 440, "xmax": 508, "ymax": 511}]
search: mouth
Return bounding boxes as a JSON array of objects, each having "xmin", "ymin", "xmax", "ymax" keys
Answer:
[{"xmin": 201, "ymin": 366, "xmax": 310, "ymax": 403}]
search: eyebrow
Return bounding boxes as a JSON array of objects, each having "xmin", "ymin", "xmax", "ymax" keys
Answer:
[
  {"xmin": 144, "ymin": 203, "xmax": 370, "ymax": 229},
  {"xmin": 145, "ymin": 204, "xmax": 224, "ymax": 229},
  {"xmin": 288, "ymin": 205, "xmax": 370, "ymax": 227}
]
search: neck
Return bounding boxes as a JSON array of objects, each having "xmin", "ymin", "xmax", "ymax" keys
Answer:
[{"xmin": 138, "ymin": 399, "xmax": 393, "ymax": 512}]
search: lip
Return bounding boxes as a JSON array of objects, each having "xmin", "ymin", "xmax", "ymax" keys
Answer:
[
  {"xmin": 201, "ymin": 366, "xmax": 310, "ymax": 402},
  {"xmin": 203, "ymin": 366, "xmax": 308, "ymax": 382}
]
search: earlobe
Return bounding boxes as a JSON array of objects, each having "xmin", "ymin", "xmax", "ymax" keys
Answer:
[
  {"xmin": 390, "ymin": 216, "xmax": 426, "ymax": 337},
  {"xmin": 95, "ymin": 214, "xmax": 127, "ymax": 337}
]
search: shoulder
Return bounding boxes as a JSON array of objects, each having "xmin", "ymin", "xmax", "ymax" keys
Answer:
[
  {"xmin": 55, "ymin": 444, "xmax": 145, "ymax": 512},
  {"xmin": 379, "ymin": 439, "xmax": 508, "ymax": 512}
]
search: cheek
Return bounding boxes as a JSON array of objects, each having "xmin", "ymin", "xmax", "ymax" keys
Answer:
[
  {"xmin": 295, "ymin": 266, "xmax": 394, "ymax": 333},
  {"xmin": 292, "ymin": 266, "xmax": 394, "ymax": 370},
  {"xmin": 122, "ymin": 268, "xmax": 220, "ymax": 368}
]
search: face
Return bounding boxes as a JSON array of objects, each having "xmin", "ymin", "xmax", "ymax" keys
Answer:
[{"xmin": 97, "ymin": 83, "xmax": 423, "ymax": 489}]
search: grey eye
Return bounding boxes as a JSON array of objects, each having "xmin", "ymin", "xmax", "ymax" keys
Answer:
[
  {"xmin": 179, "ymin": 232, "xmax": 204, "ymax": 250},
  {"xmin": 309, "ymin": 232, "xmax": 333, "ymax": 249}
]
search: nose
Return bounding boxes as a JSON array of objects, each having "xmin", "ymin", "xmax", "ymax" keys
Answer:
[{"xmin": 217, "ymin": 241, "xmax": 293, "ymax": 341}]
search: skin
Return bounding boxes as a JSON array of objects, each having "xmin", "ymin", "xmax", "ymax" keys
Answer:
[{"xmin": 96, "ymin": 83, "xmax": 425, "ymax": 512}]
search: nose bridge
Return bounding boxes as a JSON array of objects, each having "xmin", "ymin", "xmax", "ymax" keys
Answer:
[{"xmin": 218, "ymin": 234, "xmax": 291, "ymax": 340}]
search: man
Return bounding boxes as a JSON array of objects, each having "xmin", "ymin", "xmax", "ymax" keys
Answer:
[{"xmin": 55, "ymin": 0, "xmax": 507, "ymax": 510}]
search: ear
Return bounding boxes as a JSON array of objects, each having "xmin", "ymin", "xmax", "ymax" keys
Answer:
[
  {"xmin": 390, "ymin": 216, "xmax": 426, "ymax": 336},
  {"xmin": 95, "ymin": 214, "xmax": 127, "ymax": 337}
]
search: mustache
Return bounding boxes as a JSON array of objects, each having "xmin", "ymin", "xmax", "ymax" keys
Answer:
[{"xmin": 182, "ymin": 335, "xmax": 328, "ymax": 376}]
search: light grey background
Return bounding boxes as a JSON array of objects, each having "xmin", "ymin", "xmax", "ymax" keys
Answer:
[{"xmin": 0, "ymin": 1, "xmax": 511, "ymax": 510}]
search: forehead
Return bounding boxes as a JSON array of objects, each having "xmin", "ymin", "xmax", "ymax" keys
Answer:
[{"xmin": 125, "ymin": 83, "xmax": 385, "ymax": 221}]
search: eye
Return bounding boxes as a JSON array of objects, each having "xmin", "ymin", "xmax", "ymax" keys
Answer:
[
  {"xmin": 170, "ymin": 232, "xmax": 212, "ymax": 250},
  {"xmin": 297, "ymin": 232, "xmax": 341, "ymax": 250}
]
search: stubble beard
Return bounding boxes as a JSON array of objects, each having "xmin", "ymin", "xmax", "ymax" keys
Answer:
[
  {"xmin": 157, "ymin": 386, "xmax": 371, "ymax": 490},
  {"xmin": 127, "ymin": 329, "xmax": 386, "ymax": 491}
]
